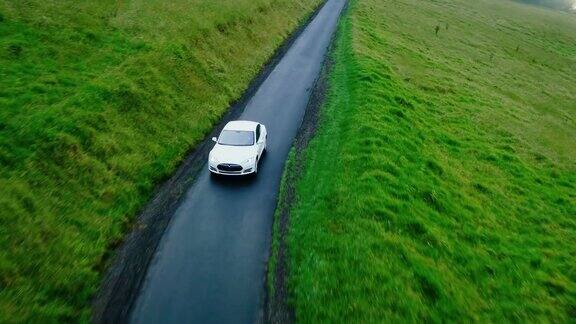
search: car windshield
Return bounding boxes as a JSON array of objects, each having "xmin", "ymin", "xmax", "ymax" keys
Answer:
[{"xmin": 218, "ymin": 130, "xmax": 254, "ymax": 146}]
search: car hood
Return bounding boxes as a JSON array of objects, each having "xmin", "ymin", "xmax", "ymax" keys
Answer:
[{"xmin": 210, "ymin": 144, "xmax": 256, "ymax": 164}]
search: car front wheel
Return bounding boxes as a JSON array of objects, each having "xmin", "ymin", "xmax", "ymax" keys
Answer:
[{"xmin": 251, "ymin": 158, "xmax": 260, "ymax": 177}]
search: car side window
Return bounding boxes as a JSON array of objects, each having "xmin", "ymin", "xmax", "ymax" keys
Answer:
[{"xmin": 256, "ymin": 124, "xmax": 261, "ymax": 142}]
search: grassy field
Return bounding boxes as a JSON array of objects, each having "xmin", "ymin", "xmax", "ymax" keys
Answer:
[
  {"xmin": 283, "ymin": 0, "xmax": 576, "ymax": 321},
  {"xmin": 0, "ymin": 0, "xmax": 321, "ymax": 321}
]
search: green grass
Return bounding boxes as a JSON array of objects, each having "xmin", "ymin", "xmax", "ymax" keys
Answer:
[
  {"xmin": 0, "ymin": 0, "xmax": 321, "ymax": 321},
  {"xmin": 284, "ymin": 0, "xmax": 576, "ymax": 321}
]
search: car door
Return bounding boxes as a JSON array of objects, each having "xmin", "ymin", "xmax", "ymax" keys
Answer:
[{"xmin": 261, "ymin": 125, "xmax": 267, "ymax": 145}]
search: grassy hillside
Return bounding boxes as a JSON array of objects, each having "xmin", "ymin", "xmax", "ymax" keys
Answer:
[
  {"xmin": 0, "ymin": 0, "xmax": 321, "ymax": 320},
  {"xmin": 284, "ymin": 0, "xmax": 576, "ymax": 321}
]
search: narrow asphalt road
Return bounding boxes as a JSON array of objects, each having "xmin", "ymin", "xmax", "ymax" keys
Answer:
[{"xmin": 130, "ymin": 0, "xmax": 346, "ymax": 322}]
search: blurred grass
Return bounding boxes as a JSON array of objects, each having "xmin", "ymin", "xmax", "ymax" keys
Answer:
[
  {"xmin": 0, "ymin": 0, "xmax": 321, "ymax": 321},
  {"xmin": 285, "ymin": 0, "xmax": 576, "ymax": 321}
]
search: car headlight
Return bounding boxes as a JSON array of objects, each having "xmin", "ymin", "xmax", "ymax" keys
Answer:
[
  {"xmin": 242, "ymin": 158, "xmax": 254, "ymax": 165},
  {"xmin": 210, "ymin": 155, "xmax": 218, "ymax": 164}
]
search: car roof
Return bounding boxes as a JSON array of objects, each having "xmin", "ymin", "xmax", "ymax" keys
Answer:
[{"xmin": 223, "ymin": 120, "xmax": 259, "ymax": 131}]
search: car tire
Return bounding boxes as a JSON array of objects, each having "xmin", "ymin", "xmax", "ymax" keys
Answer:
[{"xmin": 253, "ymin": 159, "xmax": 259, "ymax": 177}]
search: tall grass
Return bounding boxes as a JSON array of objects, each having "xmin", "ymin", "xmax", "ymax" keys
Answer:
[
  {"xmin": 285, "ymin": 0, "xmax": 576, "ymax": 321},
  {"xmin": 0, "ymin": 0, "xmax": 320, "ymax": 320}
]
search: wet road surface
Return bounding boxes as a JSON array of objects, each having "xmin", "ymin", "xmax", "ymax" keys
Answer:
[{"xmin": 130, "ymin": 0, "xmax": 347, "ymax": 322}]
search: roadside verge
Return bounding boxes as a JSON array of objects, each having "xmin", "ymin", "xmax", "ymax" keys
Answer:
[{"xmin": 265, "ymin": 2, "xmax": 348, "ymax": 320}]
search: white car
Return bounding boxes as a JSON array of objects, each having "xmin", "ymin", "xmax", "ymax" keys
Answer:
[{"xmin": 208, "ymin": 120, "xmax": 267, "ymax": 176}]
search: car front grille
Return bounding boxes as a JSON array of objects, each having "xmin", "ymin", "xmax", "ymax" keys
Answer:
[{"xmin": 217, "ymin": 163, "xmax": 243, "ymax": 172}]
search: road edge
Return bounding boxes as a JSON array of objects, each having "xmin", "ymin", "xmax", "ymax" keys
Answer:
[
  {"xmin": 90, "ymin": 2, "xmax": 328, "ymax": 322},
  {"xmin": 264, "ymin": 2, "xmax": 348, "ymax": 322}
]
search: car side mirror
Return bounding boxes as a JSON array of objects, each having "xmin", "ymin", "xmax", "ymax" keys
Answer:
[{"xmin": 212, "ymin": 137, "xmax": 218, "ymax": 142}]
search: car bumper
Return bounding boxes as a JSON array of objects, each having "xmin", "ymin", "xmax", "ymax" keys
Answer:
[{"xmin": 209, "ymin": 163, "xmax": 255, "ymax": 176}]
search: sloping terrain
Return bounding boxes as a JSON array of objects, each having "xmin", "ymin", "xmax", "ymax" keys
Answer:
[
  {"xmin": 0, "ymin": 0, "xmax": 320, "ymax": 320},
  {"xmin": 282, "ymin": 0, "xmax": 576, "ymax": 321}
]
